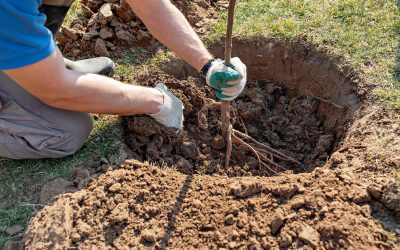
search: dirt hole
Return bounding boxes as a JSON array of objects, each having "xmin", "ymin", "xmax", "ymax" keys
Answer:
[{"xmin": 123, "ymin": 39, "xmax": 362, "ymax": 177}]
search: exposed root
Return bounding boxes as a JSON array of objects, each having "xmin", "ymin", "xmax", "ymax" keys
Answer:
[
  {"xmin": 224, "ymin": 124, "xmax": 233, "ymax": 171},
  {"xmin": 198, "ymin": 98, "xmax": 298, "ymax": 173},
  {"xmin": 233, "ymin": 130, "xmax": 302, "ymax": 166}
]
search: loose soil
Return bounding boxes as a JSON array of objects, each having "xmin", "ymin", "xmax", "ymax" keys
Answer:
[
  {"xmin": 124, "ymin": 75, "xmax": 336, "ymax": 176},
  {"xmin": 58, "ymin": 0, "xmax": 221, "ymax": 57},
  {"xmin": 24, "ymin": 160, "xmax": 399, "ymax": 249}
]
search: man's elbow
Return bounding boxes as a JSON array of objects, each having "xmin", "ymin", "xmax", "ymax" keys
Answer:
[{"xmin": 36, "ymin": 85, "xmax": 74, "ymax": 110}]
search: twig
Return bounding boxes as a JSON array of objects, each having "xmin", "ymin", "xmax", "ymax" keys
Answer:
[{"xmin": 311, "ymin": 96, "xmax": 344, "ymax": 109}]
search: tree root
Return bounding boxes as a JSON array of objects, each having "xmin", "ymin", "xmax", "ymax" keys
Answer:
[{"xmin": 198, "ymin": 101, "xmax": 302, "ymax": 174}]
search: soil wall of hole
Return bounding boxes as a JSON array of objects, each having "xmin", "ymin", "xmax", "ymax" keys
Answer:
[{"xmin": 162, "ymin": 38, "xmax": 362, "ymax": 146}]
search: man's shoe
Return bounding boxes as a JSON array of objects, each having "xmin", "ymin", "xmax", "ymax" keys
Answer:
[
  {"xmin": 40, "ymin": 3, "xmax": 116, "ymax": 77},
  {"xmin": 64, "ymin": 57, "xmax": 116, "ymax": 77}
]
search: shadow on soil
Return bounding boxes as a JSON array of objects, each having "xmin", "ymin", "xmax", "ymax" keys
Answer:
[{"xmin": 160, "ymin": 174, "xmax": 193, "ymax": 249}]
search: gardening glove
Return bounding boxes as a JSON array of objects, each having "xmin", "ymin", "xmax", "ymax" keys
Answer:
[
  {"xmin": 149, "ymin": 83, "xmax": 184, "ymax": 131},
  {"xmin": 204, "ymin": 57, "xmax": 247, "ymax": 101}
]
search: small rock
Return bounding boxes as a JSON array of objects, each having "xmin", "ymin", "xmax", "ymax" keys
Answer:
[
  {"xmin": 298, "ymin": 224, "xmax": 320, "ymax": 249},
  {"xmin": 5, "ymin": 224, "xmax": 24, "ymax": 236},
  {"xmin": 210, "ymin": 135, "xmax": 226, "ymax": 150},
  {"xmin": 99, "ymin": 3, "xmax": 113, "ymax": 24},
  {"xmin": 270, "ymin": 208, "xmax": 285, "ymax": 234},
  {"xmin": 225, "ymin": 214, "xmax": 235, "ymax": 225},
  {"xmin": 95, "ymin": 38, "xmax": 110, "ymax": 57},
  {"xmin": 141, "ymin": 229, "xmax": 156, "ymax": 244},
  {"xmin": 230, "ymin": 181, "xmax": 262, "ymax": 198},
  {"xmin": 176, "ymin": 158, "xmax": 193, "ymax": 174},
  {"xmin": 367, "ymin": 184, "xmax": 382, "ymax": 199}
]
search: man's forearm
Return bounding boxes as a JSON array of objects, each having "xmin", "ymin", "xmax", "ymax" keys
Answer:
[
  {"xmin": 56, "ymin": 71, "xmax": 163, "ymax": 115},
  {"xmin": 4, "ymin": 50, "xmax": 163, "ymax": 115},
  {"xmin": 127, "ymin": 0, "xmax": 213, "ymax": 71}
]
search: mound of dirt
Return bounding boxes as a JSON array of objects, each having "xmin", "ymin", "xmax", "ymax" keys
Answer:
[
  {"xmin": 124, "ymin": 74, "xmax": 335, "ymax": 177},
  {"xmin": 23, "ymin": 160, "xmax": 398, "ymax": 249},
  {"xmin": 58, "ymin": 0, "xmax": 220, "ymax": 57}
]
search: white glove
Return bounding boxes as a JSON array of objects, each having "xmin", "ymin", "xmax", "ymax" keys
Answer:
[
  {"xmin": 149, "ymin": 83, "xmax": 184, "ymax": 131},
  {"xmin": 205, "ymin": 57, "xmax": 247, "ymax": 101}
]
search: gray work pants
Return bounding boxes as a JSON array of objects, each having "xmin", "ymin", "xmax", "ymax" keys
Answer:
[{"xmin": 0, "ymin": 71, "xmax": 93, "ymax": 159}]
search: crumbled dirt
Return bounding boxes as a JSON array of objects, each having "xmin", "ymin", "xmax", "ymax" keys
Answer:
[
  {"xmin": 123, "ymin": 74, "xmax": 336, "ymax": 176},
  {"xmin": 24, "ymin": 160, "xmax": 399, "ymax": 249},
  {"xmin": 58, "ymin": 0, "xmax": 221, "ymax": 57}
]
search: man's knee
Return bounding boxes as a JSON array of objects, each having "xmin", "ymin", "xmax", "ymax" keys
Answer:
[{"xmin": 53, "ymin": 113, "xmax": 93, "ymax": 157}]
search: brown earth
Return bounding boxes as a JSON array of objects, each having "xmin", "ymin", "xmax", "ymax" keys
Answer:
[
  {"xmin": 124, "ymin": 75, "xmax": 336, "ymax": 176},
  {"xmin": 58, "ymin": 0, "xmax": 221, "ymax": 57},
  {"xmin": 24, "ymin": 160, "xmax": 399, "ymax": 249}
]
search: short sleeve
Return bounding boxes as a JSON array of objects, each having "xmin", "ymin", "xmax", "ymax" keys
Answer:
[{"xmin": 0, "ymin": 0, "xmax": 56, "ymax": 70}]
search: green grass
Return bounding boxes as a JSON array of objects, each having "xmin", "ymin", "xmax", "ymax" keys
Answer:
[{"xmin": 208, "ymin": 0, "xmax": 400, "ymax": 110}]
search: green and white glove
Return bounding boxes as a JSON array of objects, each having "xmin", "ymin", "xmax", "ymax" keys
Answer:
[
  {"xmin": 149, "ymin": 83, "xmax": 184, "ymax": 131},
  {"xmin": 204, "ymin": 57, "xmax": 247, "ymax": 101}
]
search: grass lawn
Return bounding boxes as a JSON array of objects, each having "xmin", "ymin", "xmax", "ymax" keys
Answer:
[
  {"xmin": 209, "ymin": 0, "xmax": 400, "ymax": 109},
  {"xmin": 0, "ymin": 0, "xmax": 399, "ymax": 248}
]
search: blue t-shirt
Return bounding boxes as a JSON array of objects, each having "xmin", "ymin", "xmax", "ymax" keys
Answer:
[{"xmin": 0, "ymin": 0, "xmax": 55, "ymax": 70}]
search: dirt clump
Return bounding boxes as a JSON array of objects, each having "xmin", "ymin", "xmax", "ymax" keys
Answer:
[
  {"xmin": 58, "ymin": 0, "xmax": 220, "ymax": 57},
  {"xmin": 23, "ymin": 160, "xmax": 398, "ymax": 249},
  {"xmin": 123, "ymin": 74, "xmax": 335, "ymax": 176}
]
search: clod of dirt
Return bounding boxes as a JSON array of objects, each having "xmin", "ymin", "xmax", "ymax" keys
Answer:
[
  {"xmin": 270, "ymin": 208, "xmax": 285, "ymax": 235},
  {"xmin": 141, "ymin": 229, "xmax": 157, "ymax": 244},
  {"xmin": 176, "ymin": 158, "xmax": 193, "ymax": 174},
  {"xmin": 94, "ymin": 38, "xmax": 110, "ymax": 56},
  {"xmin": 24, "ymin": 160, "xmax": 398, "ymax": 249},
  {"xmin": 271, "ymin": 184, "xmax": 300, "ymax": 199},
  {"xmin": 5, "ymin": 224, "xmax": 24, "ymax": 236},
  {"xmin": 229, "ymin": 181, "xmax": 262, "ymax": 198},
  {"xmin": 39, "ymin": 178, "xmax": 75, "ymax": 205},
  {"xmin": 298, "ymin": 224, "xmax": 320, "ymax": 249},
  {"xmin": 211, "ymin": 135, "xmax": 226, "ymax": 150}
]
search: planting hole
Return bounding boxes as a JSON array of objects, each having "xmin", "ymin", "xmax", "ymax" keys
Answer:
[{"xmin": 123, "ymin": 39, "xmax": 362, "ymax": 176}]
